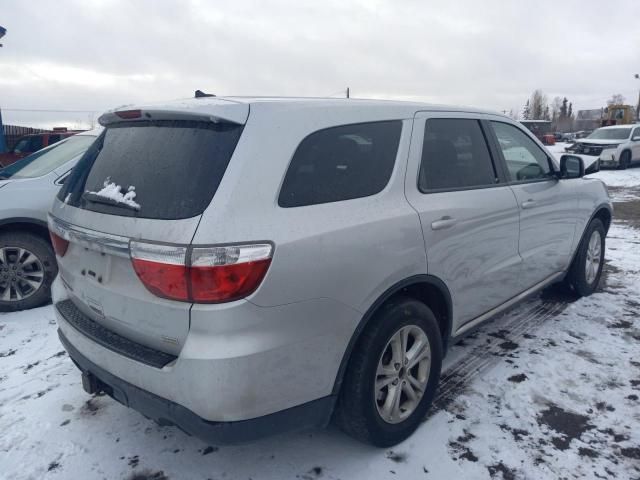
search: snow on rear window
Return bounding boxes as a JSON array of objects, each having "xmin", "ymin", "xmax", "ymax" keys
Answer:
[{"xmin": 86, "ymin": 177, "xmax": 141, "ymax": 210}]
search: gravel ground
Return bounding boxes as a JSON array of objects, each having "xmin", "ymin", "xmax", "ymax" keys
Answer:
[{"xmin": 1, "ymin": 167, "xmax": 639, "ymax": 480}]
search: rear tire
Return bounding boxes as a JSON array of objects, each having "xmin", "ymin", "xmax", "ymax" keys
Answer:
[
  {"xmin": 334, "ymin": 297, "xmax": 443, "ymax": 447},
  {"xmin": 0, "ymin": 232, "xmax": 57, "ymax": 312},
  {"xmin": 565, "ymin": 219, "xmax": 605, "ymax": 297}
]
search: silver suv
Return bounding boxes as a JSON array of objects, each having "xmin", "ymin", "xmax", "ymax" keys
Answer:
[{"xmin": 49, "ymin": 97, "xmax": 612, "ymax": 447}]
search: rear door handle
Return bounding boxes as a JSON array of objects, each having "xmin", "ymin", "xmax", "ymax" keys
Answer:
[
  {"xmin": 521, "ymin": 199, "xmax": 537, "ymax": 209},
  {"xmin": 431, "ymin": 216, "xmax": 457, "ymax": 230}
]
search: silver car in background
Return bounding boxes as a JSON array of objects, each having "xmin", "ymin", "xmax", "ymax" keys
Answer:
[
  {"xmin": 0, "ymin": 129, "xmax": 100, "ymax": 311},
  {"xmin": 48, "ymin": 98, "xmax": 611, "ymax": 446}
]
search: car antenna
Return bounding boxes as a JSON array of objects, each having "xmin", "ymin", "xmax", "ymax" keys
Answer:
[{"xmin": 195, "ymin": 90, "xmax": 216, "ymax": 98}]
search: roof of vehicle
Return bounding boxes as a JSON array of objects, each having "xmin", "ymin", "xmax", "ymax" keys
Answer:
[
  {"xmin": 596, "ymin": 124, "xmax": 635, "ymax": 130},
  {"xmin": 104, "ymin": 96, "xmax": 509, "ymax": 121}
]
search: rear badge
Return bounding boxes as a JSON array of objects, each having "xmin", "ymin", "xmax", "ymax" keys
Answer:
[{"xmin": 161, "ymin": 335, "xmax": 179, "ymax": 346}]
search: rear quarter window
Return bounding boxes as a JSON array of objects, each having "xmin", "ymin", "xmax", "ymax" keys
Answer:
[
  {"xmin": 278, "ymin": 120, "xmax": 403, "ymax": 208},
  {"xmin": 59, "ymin": 120, "xmax": 243, "ymax": 220}
]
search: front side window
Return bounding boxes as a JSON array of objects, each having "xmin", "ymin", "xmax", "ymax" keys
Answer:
[
  {"xmin": 632, "ymin": 127, "xmax": 640, "ymax": 140},
  {"xmin": 278, "ymin": 121, "xmax": 402, "ymax": 207},
  {"xmin": 419, "ymin": 118, "xmax": 496, "ymax": 191},
  {"xmin": 492, "ymin": 122, "xmax": 552, "ymax": 182}
]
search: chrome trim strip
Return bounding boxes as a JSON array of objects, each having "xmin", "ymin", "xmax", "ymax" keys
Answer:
[
  {"xmin": 48, "ymin": 214, "xmax": 130, "ymax": 258},
  {"xmin": 453, "ymin": 271, "xmax": 565, "ymax": 337}
]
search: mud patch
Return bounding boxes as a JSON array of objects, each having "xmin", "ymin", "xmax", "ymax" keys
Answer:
[
  {"xmin": 497, "ymin": 340, "xmax": 519, "ymax": 351},
  {"xmin": 300, "ymin": 466, "xmax": 324, "ymax": 479},
  {"xmin": 487, "ymin": 461, "xmax": 516, "ymax": 479},
  {"xmin": 499, "ymin": 424, "xmax": 530, "ymax": 442},
  {"xmin": 200, "ymin": 446, "xmax": 218, "ymax": 455},
  {"xmin": 125, "ymin": 470, "xmax": 168, "ymax": 480},
  {"xmin": 386, "ymin": 451, "xmax": 407, "ymax": 463},
  {"xmin": 609, "ymin": 319, "xmax": 632, "ymax": 329},
  {"xmin": 47, "ymin": 461, "xmax": 60, "ymax": 472},
  {"xmin": 128, "ymin": 455, "xmax": 139, "ymax": 468},
  {"xmin": 620, "ymin": 447, "xmax": 640, "ymax": 459},
  {"xmin": 80, "ymin": 398, "xmax": 101, "ymax": 416},
  {"xmin": 0, "ymin": 348, "xmax": 16, "ymax": 357},
  {"xmin": 507, "ymin": 373, "xmax": 528, "ymax": 383},
  {"xmin": 537, "ymin": 404, "xmax": 594, "ymax": 450}
]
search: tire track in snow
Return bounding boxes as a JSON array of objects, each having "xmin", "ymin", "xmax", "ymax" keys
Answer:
[{"xmin": 427, "ymin": 295, "xmax": 569, "ymax": 418}]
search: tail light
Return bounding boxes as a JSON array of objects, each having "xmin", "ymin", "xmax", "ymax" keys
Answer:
[
  {"xmin": 130, "ymin": 241, "xmax": 273, "ymax": 303},
  {"xmin": 49, "ymin": 231, "xmax": 69, "ymax": 257}
]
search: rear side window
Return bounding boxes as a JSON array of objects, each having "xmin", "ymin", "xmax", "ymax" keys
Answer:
[
  {"xmin": 278, "ymin": 120, "xmax": 402, "ymax": 208},
  {"xmin": 59, "ymin": 120, "xmax": 243, "ymax": 219},
  {"xmin": 419, "ymin": 119, "xmax": 497, "ymax": 191}
]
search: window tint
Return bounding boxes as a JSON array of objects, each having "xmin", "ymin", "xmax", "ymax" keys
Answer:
[
  {"xmin": 60, "ymin": 120, "xmax": 243, "ymax": 219},
  {"xmin": 48, "ymin": 134, "xmax": 62, "ymax": 145},
  {"xmin": 278, "ymin": 121, "xmax": 402, "ymax": 207},
  {"xmin": 492, "ymin": 122, "xmax": 552, "ymax": 182},
  {"xmin": 419, "ymin": 119, "xmax": 496, "ymax": 191},
  {"xmin": 633, "ymin": 127, "xmax": 640, "ymax": 139}
]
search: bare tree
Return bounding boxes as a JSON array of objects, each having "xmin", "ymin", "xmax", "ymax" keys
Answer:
[
  {"xmin": 607, "ymin": 93, "xmax": 626, "ymax": 106},
  {"xmin": 551, "ymin": 96, "xmax": 563, "ymax": 124},
  {"xmin": 530, "ymin": 90, "xmax": 548, "ymax": 120}
]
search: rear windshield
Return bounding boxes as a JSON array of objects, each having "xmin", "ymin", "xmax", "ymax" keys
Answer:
[{"xmin": 59, "ymin": 120, "xmax": 243, "ymax": 220}]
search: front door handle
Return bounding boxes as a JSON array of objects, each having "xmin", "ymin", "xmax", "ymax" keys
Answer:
[
  {"xmin": 521, "ymin": 199, "xmax": 537, "ymax": 209},
  {"xmin": 431, "ymin": 216, "xmax": 457, "ymax": 230}
]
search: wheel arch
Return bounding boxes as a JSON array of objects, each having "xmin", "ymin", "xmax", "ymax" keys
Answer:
[
  {"xmin": 567, "ymin": 203, "xmax": 612, "ymax": 272},
  {"xmin": 0, "ymin": 218, "xmax": 51, "ymax": 244},
  {"xmin": 331, "ymin": 274, "xmax": 452, "ymax": 395}
]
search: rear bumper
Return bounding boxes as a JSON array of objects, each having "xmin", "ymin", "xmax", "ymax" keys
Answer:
[{"xmin": 59, "ymin": 329, "xmax": 335, "ymax": 444}]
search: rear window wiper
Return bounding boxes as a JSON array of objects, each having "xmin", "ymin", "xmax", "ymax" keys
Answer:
[{"xmin": 82, "ymin": 192, "xmax": 140, "ymax": 212}]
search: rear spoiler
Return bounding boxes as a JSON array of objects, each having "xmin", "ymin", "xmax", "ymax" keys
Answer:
[{"xmin": 98, "ymin": 99, "xmax": 249, "ymax": 127}]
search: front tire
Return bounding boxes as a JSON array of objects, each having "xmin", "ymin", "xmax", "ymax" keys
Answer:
[
  {"xmin": 565, "ymin": 219, "xmax": 605, "ymax": 296},
  {"xmin": 334, "ymin": 297, "xmax": 443, "ymax": 447},
  {"xmin": 619, "ymin": 151, "xmax": 631, "ymax": 170},
  {"xmin": 0, "ymin": 232, "xmax": 57, "ymax": 312}
]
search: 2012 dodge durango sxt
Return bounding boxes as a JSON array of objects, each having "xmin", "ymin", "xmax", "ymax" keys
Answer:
[{"xmin": 49, "ymin": 96, "xmax": 612, "ymax": 447}]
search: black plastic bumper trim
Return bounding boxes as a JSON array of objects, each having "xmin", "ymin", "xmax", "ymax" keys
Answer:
[
  {"xmin": 58, "ymin": 329, "xmax": 336, "ymax": 444},
  {"xmin": 56, "ymin": 299, "xmax": 177, "ymax": 369}
]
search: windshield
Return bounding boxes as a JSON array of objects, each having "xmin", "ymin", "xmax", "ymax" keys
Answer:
[
  {"xmin": 587, "ymin": 128, "xmax": 631, "ymax": 140},
  {"xmin": 0, "ymin": 135, "xmax": 96, "ymax": 179}
]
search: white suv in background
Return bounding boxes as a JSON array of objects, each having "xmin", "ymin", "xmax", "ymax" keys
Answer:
[{"xmin": 570, "ymin": 125, "xmax": 640, "ymax": 169}]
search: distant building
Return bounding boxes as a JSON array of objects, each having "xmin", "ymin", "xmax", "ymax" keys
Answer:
[{"xmin": 575, "ymin": 109, "xmax": 603, "ymax": 131}]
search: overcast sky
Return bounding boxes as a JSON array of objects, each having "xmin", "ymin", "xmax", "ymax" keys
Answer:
[{"xmin": 1, "ymin": 0, "xmax": 639, "ymax": 128}]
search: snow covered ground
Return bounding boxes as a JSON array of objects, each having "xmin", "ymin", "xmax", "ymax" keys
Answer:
[{"xmin": 1, "ymin": 175, "xmax": 640, "ymax": 480}]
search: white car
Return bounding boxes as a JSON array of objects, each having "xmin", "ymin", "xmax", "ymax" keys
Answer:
[{"xmin": 570, "ymin": 125, "xmax": 640, "ymax": 169}]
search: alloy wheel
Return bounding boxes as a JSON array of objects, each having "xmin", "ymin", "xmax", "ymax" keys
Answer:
[
  {"xmin": 0, "ymin": 246, "xmax": 45, "ymax": 302},
  {"xmin": 375, "ymin": 325, "xmax": 431, "ymax": 424},
  {"xmin": 585, "ymin": 230, "xmax": 602, "ymax": 285}
]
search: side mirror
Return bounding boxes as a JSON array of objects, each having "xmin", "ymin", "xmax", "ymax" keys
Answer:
[
  {"xmin": 632, "ymin": 136, "xmax": 640, "ymax": 142},
  {"xmin": 559, "ymin": 155, "xmax": 584, "ymax": 179}
]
